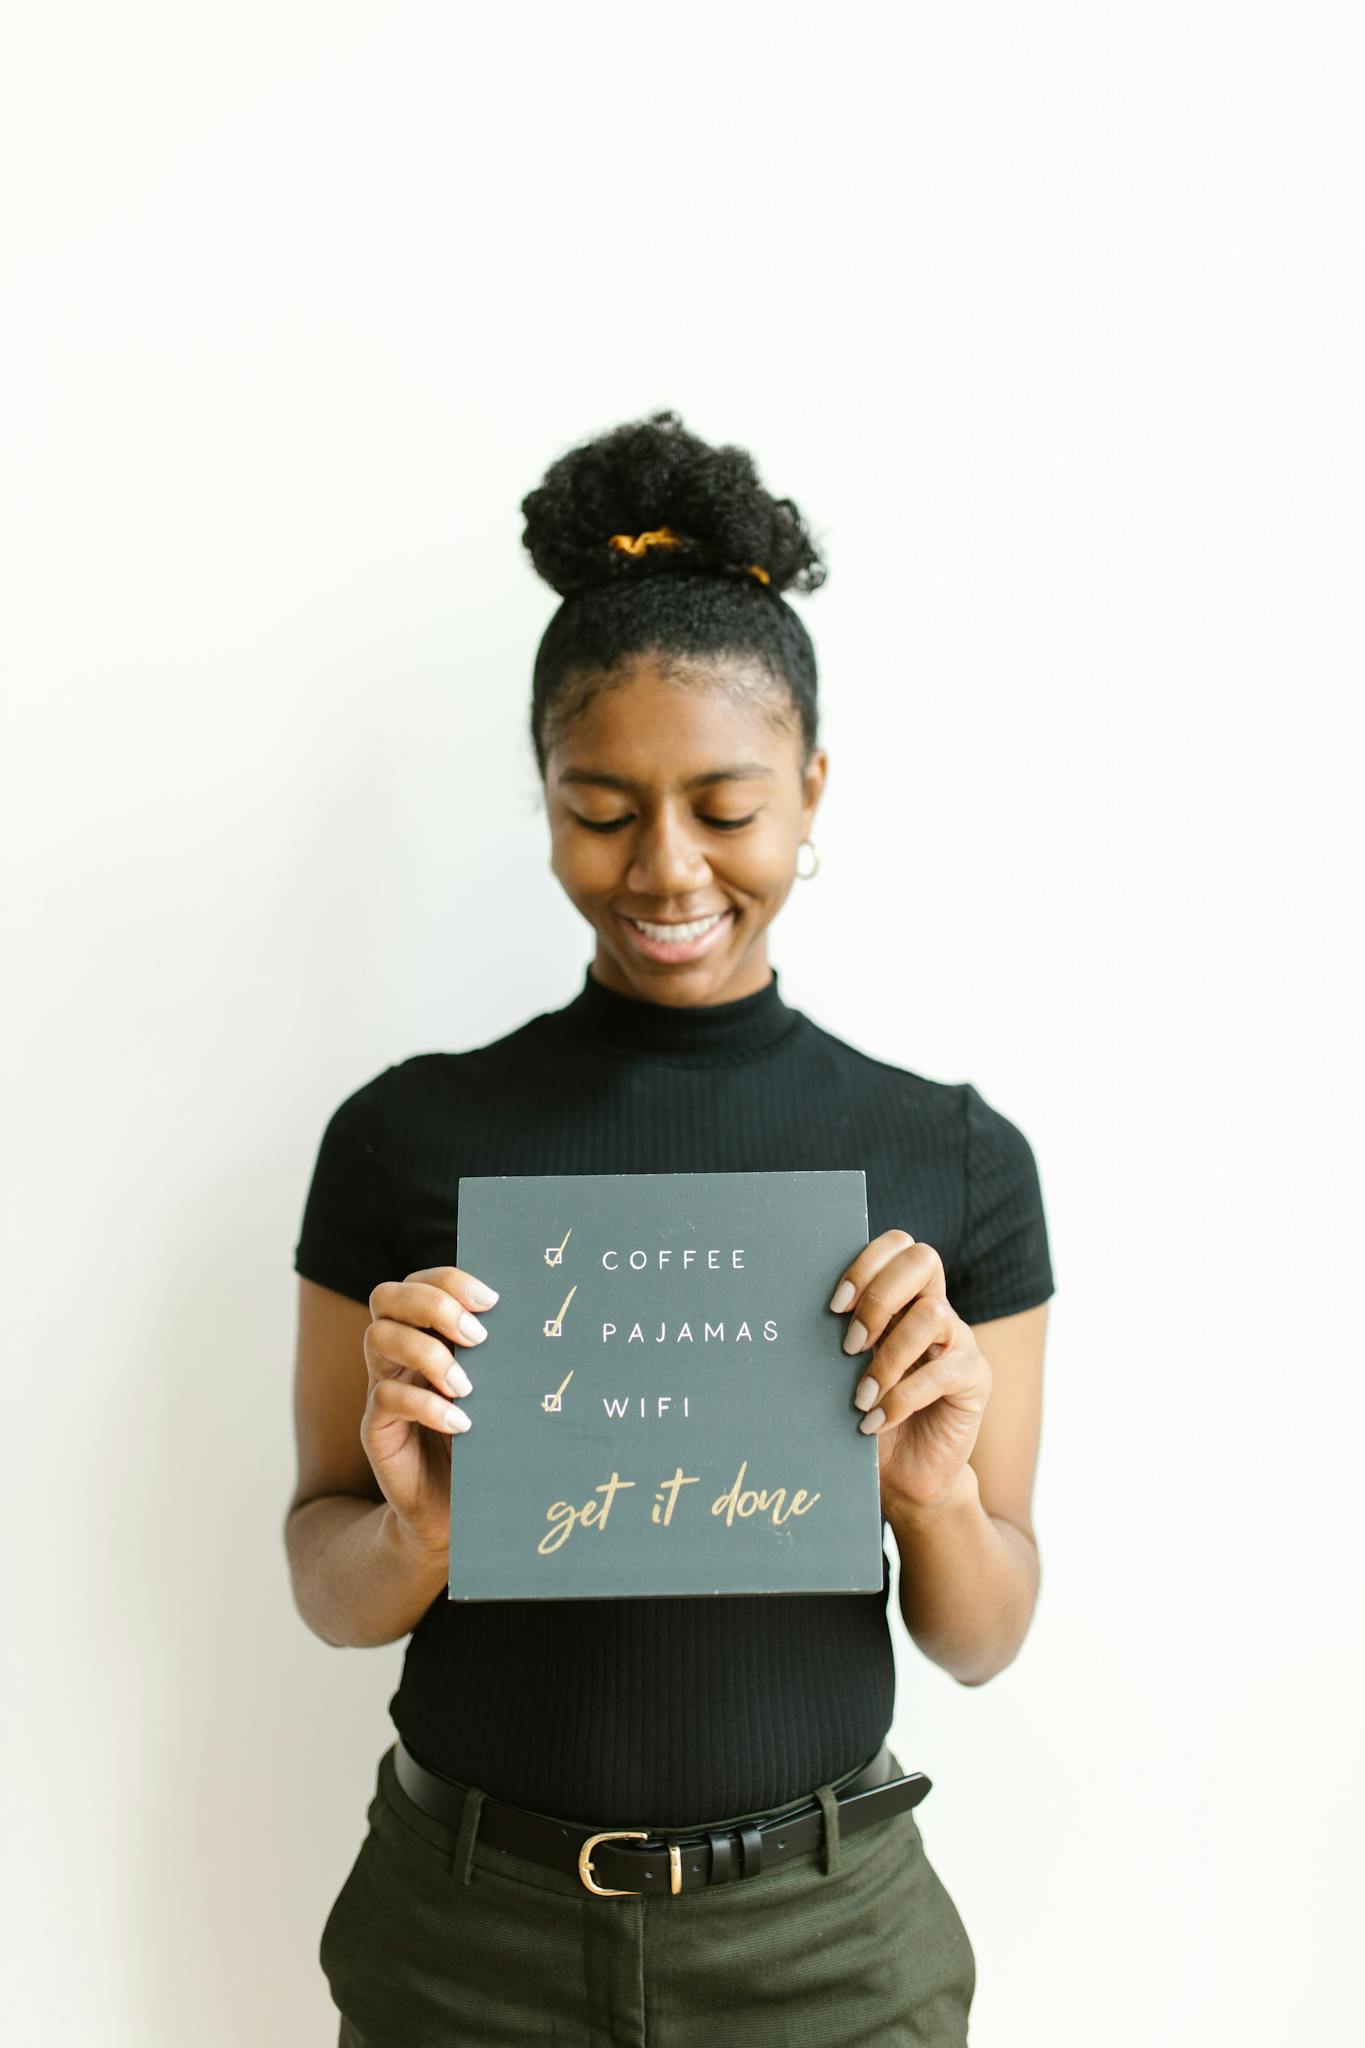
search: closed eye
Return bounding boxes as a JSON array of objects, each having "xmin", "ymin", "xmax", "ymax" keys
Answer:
[{"xmin": 572, "ymin": 813, "xmax": 758, "ymax": 834}]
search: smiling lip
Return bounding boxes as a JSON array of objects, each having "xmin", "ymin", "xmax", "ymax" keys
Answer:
[{"xmin": 617, "ymin": 908, "xmax": 735, "ymax": 963}]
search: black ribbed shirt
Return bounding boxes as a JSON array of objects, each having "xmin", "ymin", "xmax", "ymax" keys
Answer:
[{"xmin": 293, "ymin": 965, "xmax": 1054, "ymax": 1828}]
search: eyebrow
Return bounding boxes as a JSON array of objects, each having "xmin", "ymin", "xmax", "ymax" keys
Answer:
[{"xmin": 556, "ymin": 763, "xmax": 776, "ymax": 793}]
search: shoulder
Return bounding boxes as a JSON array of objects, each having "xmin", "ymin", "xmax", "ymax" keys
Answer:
[
  {"xmin": 796, "ymin": 1013, "xmax": 959, "ymax": 1105},
  {"xmin": 311, "ymin": 1008, "xmax": 556, "ymax": 1142},
  {"xmin": 799, "ymin": 1016, "xmax": 1040, "ymax": 1155},
  {"xmin": 958, "ymin": 1077, "xmax": 1044, "ymax": 1183},
  {"xmin": 794, "ymin": 1013, "xmax": 974, "ymax": 1137}
]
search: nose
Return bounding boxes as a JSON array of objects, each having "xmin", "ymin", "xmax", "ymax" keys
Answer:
[{"xmin": 626, "ymin": 807, "xmax": 711, "ymax": 895}]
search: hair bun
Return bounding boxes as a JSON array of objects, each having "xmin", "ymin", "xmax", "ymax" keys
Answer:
[{"xmin": 520, "ymin": 409, "xmax": 827, "ymax": 600}]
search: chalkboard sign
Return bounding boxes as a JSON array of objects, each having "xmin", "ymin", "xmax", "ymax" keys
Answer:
[{"xmin": 449, "ymin": 1169, "xmax": 883, "ymax": 1602}]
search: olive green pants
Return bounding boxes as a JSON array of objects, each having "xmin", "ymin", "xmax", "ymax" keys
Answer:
[{"xmin": 319, "ymin": 1741, "xmax": 975, "ymax": 2046}]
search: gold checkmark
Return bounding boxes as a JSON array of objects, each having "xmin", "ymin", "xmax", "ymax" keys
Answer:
[
  {"xmin": 544, "ymin": 1284, "xmax": 577, "ymax": 1336},
  {"xmin": 544, "ymin": 1227, "xmax": 573, "ymax": 1266},
  {"xmin": 542, "ymin": 1369, "xmax": 575, "ymax": 1413}
]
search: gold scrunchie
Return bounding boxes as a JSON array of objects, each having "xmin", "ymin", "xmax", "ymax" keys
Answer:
[{"xmin": 607, "ymin": 525, "xmax": 771, "ymax": 586}]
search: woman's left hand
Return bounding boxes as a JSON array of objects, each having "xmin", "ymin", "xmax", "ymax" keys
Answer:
[{"xmin": 828, "ymin": 1230, "xmax": 992, "ymax": 1513}]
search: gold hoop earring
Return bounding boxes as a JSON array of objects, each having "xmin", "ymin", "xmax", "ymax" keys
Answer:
[{"xmin": 795, "ymin": 837, "xmax": 819, "ymax": 880}]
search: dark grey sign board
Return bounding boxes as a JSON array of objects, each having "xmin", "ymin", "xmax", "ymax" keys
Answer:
[{"xmin": 449, "ymin": 1169, "xmax": 882, "ymax": 1602}]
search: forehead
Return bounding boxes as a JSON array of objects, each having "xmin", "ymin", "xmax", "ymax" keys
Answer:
[{"xmin": 550, "ymin": 656, "xmax": 796, "ymax": 789}]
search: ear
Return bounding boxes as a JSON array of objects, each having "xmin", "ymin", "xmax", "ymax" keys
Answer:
[{"xmin": 801, "ymin": 746, "xmax": 829, "ymax": 829}]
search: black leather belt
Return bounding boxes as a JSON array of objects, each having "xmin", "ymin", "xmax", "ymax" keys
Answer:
[{"xmin": 393, "ymin": 1736, "xmax": 931, "ymax": 1896}]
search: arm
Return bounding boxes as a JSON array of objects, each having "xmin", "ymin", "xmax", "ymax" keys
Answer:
[
  {"xmin": 283, "ymin": 1277, "xmax": 448, "ymax": 1648},
  {"xmin": 886, "ymin": 1301, "xmax": 1048, "ymax": 1684}
]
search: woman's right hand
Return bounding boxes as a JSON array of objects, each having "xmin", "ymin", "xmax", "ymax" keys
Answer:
[{"xmin": 362, "ymin": 1265, "xmax": 500, "ymax": 1561}]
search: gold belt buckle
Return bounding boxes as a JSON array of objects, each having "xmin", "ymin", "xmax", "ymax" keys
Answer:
[{"xmin": 578, "ymin": 1827, "xmax": 683, "ymax": 1896}]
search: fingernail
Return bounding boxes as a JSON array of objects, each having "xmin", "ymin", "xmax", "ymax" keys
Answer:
[
  {"xmin": 829, "ymin": 1279, "xmax": 855, "ymax": 1313},
  {"xmin": 467, "ymin": 1280, "xmax": 499, "ymax": 1308},
  {"xmin": 843, "ymin": 1319, "xmax": 868, "ymax": 1356},
  {"xmin": 858, "ymin": 1407, "xmax": 885, "ymax": 1434},
  {"xmin": 446, "ymin": 1404, "xmax": 472, "ymax": 1432},
  {"xmin": 447, "ymin": 1361, "xmax": 473, "ymax": 1398},
  {"xmin": 854, "ymin": 1374, "xmax": 880, "ymax": 1412},
  {"xmin": 459, "ymin": 1312, "xmax": 488, "ymax": 1343}
]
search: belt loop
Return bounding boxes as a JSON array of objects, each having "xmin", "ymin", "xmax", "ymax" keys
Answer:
[
  {"xmin": 450, "ymin": 1782, "xmax": 486, "ymax": 1886},
  {"xmin": 813, "ymin": 1782, "xmax": 842, "ymax": 1876}
]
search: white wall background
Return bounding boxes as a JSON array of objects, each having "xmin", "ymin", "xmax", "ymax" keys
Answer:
[{"xmin": 3, "ymin": 4, "xmax": 1360, "ymax": 2043}]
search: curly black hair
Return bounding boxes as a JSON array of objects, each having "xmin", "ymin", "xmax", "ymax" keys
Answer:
[{"xmin": 520, "ymin": 410, "xmax": 827, "ymax": 777}]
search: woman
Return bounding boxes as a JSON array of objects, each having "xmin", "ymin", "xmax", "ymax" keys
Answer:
[{"xmin": 287, "ymin": 409, "xmax": 1054, "ymax": 2046}]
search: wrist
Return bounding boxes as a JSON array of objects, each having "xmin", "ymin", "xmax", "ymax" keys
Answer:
[
  {"xmin": 883, "ymin": 1460, "xmax": 981, "ymax": 1534},
  {"xmin": 382, "ymin": 1503, "xmax": 449, "ymax": 1579}
]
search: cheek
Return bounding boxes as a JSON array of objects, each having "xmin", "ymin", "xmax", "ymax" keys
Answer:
[
  {"xmin": 736, "ymin": 833, "xmax": 797, "ymax": 893},
  {"xmin": 554, "ymin": 833, "xmax": 623, "ymax": 892}
]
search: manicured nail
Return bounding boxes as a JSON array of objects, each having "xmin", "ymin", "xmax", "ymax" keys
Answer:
[
  {"xmin": 843, "ymin": 1319, "xmax": 868, "ymax": 1356},
  {"xmin": 854, "ymin": 1374, "xmax": 880, "ymax": 1412},
  {"xmin": 447, "ymin": 1361, "xmax": 473, "ymax": 1398},
  {"xmin": 829, "ymin": 1279, "xmax": 855, "ymax": 1313},
  {"xmin": 459, "ymin": 1312, "xmax": 487, "ymax": 1343},
  {"xmin": 446, "ymin": 1404, "xmax": 472, "ymax": 1432},
  {"xmin": 467, "ymin": 1280, "xmax": 499, "ymax": 1308},
  {"xmin": 858, "ymin": 1407, "xmax": 885, "ymax": 1434}
]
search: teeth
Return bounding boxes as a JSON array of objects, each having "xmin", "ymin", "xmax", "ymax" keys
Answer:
[{"xmin": 630, "ymin": 912, "xmax": 727, "ymax": 942}]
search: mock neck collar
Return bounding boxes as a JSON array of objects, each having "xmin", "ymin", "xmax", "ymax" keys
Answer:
[{"xmin": 557, "ymin": 964, "xmax": 802, "ymax": 1063}]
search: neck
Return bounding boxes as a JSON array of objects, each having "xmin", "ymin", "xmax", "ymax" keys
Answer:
[
  {"xmin": 588, "ymin": 938, "xmax": 774, "ymax": 1009},
  {"xmin": 560, "ymin": 960, "xmax": 800, "ymax": 1062}
]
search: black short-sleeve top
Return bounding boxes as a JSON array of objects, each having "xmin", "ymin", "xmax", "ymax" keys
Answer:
[{"xmin": 294, "ymin": 965, "xmax": 1055, "ymax": 1828}]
